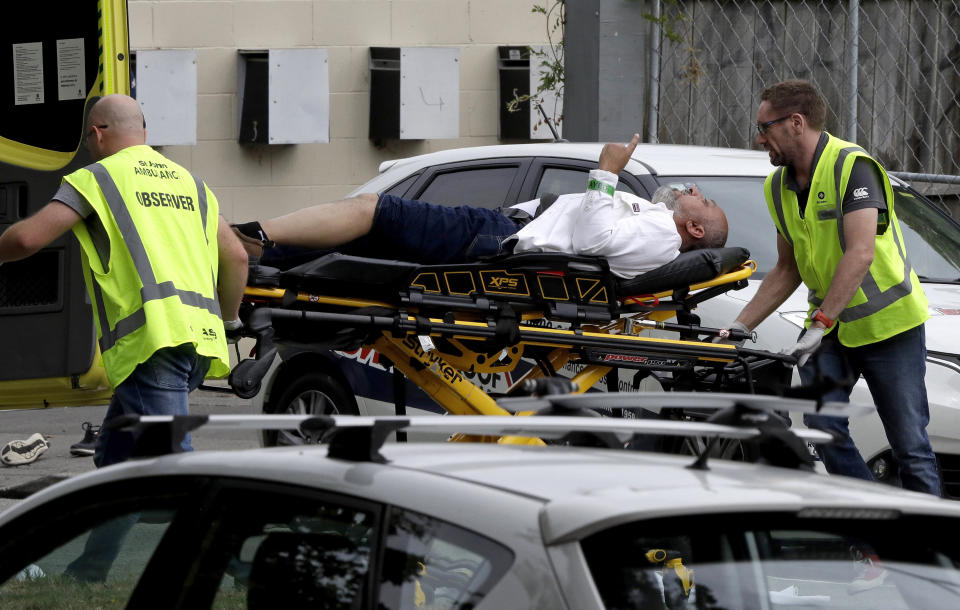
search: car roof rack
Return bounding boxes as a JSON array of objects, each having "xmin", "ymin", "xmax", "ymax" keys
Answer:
[
  {"xmin": 494, "ymin": 392, "xmax": 873, "ymax": 470},
  {"xmin": 106, "ymin": 392, "xmax": 861, "ymax": 470},
  {"xmin": 496, "ymin": 391, "xmax": 875, "ymax": 417}
]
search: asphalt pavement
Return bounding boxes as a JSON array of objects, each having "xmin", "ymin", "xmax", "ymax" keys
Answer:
[{"xmin": 0, "ymin": 384, "xmax": 261, "ymax": 513}]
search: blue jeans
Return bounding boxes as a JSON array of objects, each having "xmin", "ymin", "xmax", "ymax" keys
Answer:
[
  {"xmin": 366, "ymin": 194, "xmax": 521, "ymax": 264},
  {"xmin": 801, "ymin": 324, "xmax": 941, "ymax": 496},
  {"xmin": 260, "ymin": 195, "xmax": 522, "ymax": 268},
  {"xmin": 94, "ymin": 343, "xmax": 211, "ymax": 468}
]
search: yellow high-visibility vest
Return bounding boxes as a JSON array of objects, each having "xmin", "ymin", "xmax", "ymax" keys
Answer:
[
  {"xmin": 765, "ymin": 133, "xmax": 928, "ymax": 347},
  {"xmin": 65, "ymin": 145, "xmax": 229, "ymax": 387}
]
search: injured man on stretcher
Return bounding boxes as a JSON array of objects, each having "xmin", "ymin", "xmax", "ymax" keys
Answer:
[{"xmin": 233, "ymin": 134, "xmax": 729, "ymax": 279}]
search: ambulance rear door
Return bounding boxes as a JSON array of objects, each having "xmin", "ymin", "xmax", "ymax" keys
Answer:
[{"xmin": 0, "ymin": 1, "xmax": 129, "ymax": 408}]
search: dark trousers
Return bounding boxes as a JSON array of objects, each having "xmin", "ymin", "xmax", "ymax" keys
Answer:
[{"xmin": 801, "ymin": 325, "xmax": 941, "ymax": 496}]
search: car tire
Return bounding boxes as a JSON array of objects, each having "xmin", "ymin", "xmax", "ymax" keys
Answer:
[{"xmin": 262, "ymin": 371, "xmax": 359, "ymax": 447}]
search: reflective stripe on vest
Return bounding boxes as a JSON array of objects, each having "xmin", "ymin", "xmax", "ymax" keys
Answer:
[
  {"xmin": 769, "ymin": 167, "xmax": 792, "ymax": 248},
  {"xmin": 832, "ymin": 145, "xmax": 865, "ymax": 251},
  {"xmin": 88, "ymin": 163, "xmax": 222, "ymax": 352},
  {"xmin": 808, "ymin": 225, "xmax": 915, "ymax": 323},
  {"xmin": 768, "ymin": 147, "xmax": 916, "ymax": 324}
]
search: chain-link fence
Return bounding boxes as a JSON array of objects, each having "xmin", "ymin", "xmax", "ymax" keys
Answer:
[{"xmin": 650, "ymin": 0, "xmax": 960, "ymax": 186}]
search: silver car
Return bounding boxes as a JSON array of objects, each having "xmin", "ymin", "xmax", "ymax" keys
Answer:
[{"xmin": 3, "ymin": 398, "xmax": 960, "ymax": 608}]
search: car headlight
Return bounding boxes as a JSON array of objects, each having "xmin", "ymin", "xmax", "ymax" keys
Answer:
[{"xmin": 778, "ymin": 311, "xmax": 808, "ymax": 330}]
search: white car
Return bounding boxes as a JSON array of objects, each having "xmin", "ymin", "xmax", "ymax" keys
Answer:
[
  {"xmin": 4, "ymin": 398, "xmax": 960, "ymax": 608},
  {"xmin": 250, "ymin": 143, "xmax": 960, "ymax": 495}
]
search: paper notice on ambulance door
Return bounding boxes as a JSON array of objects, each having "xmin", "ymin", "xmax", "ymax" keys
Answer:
[
  {"xmin": 13, "ymin": 42, "xmax": 44, "ymax": 105},
  {"xmin": 57, "ymin": 38, "xmax": 86, "ymax": 101}
]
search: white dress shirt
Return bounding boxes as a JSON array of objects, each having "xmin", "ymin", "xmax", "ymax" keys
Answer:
[{"xmin": 509, "ymin": 169, "xmax": 681, "ymax": 278}]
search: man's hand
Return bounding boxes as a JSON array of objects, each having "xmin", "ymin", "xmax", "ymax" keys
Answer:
[
  {"xmin": 224, "ymin": 318, "xmax": 243, "ymax": 344},
  {"xmin": 598, "ymin": 133, "xmax": 640, "ymax": 175},
  {"xmin": 713, "ymin": 321, "xmax": 751, "ymax": 347},
  {"xmin": 781, "ymin": 327, "xmax": 825, "ymax": 367}
]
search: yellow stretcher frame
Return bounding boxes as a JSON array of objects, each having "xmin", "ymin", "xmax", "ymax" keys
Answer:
[{"xmin": 239, "ymin": 263, "xmax": 759, "ymax": 443}]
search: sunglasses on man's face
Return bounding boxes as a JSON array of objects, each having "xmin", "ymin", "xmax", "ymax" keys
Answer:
[
  {"xmin": 756, "ymin": 114, "xmax": 792, "ymax": 135},
  {"xmin": 667, "ymin": 183, "xmax": 699, "ymax": 195}
]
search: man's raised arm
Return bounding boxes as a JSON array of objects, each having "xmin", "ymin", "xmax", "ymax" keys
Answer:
[{"xmin": 570, "ymin": 134, "xmax": 639, "ymax": 255}]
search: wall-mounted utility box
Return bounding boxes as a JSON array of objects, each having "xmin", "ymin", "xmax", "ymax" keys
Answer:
[
  {"xmin": 237, "ymin": 50, "xmax": 268, "ymax": 143},
  {"xmin": 136, "ymin": 49, "xmax": 197, "ymax": 146},
  {"xmin": 497, "ymin": 46, "xmax": 530, "ymax": 139},
  {"xmin": 496, "ymin": 45, "xmax": 563, "ymax": 140},
  {"xmin": 237, "ymin": 48, "xmax": 329, "ymax": 145},
  {"xmin": 369, "ymin": 47, "xmax": 459, "ymax": 140}
]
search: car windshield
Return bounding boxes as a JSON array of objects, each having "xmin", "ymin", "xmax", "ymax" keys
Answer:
[
  {"xmin": 895, "ymin": 190, "xmax": 960, "ymax": 282},
  {"xmin": 667, "ymin": 177, "xmax": 960, "ymax": 281},
  {"xmin": 582, "ymin": 512, "xmax": 960, "ymax": 609}
]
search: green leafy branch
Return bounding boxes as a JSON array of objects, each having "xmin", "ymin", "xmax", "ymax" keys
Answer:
[
  {"xmin": 506, "ymin": 1, "xmax": 565, "ymax": 130},
  {"xmin": 640, "ymin": 0, "xmax": 702, "ymax": 83}
]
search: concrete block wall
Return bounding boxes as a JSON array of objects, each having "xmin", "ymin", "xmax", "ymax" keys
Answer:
[{"xmin": 128, "ymin": 0, "xmax": 551, "ymax": 222}]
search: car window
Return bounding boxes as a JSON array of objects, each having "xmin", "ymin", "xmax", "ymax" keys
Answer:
[
  {"xmin": 417, "ymin": 166, "xmax": 519, "ymax": 208},
  {"xmin": 659, "ymin": 176, "xmax": 777, "ymax": 273},
  {"xmin": 211, "ymin": 492, "xmax": 378, "ymax": 609},
  {"xmin": 205, "ymin": 488, "xmax": 512, "ymax": 610},
  {"xmin": 536, "ymin": 166, "xmax": 636, "ymax": 199},
  {"xmin": 893, "ymin": 190, "xmax": 960, "ymax": 282},
  {"xmin": 383, "ymin": 173, "xmax": 420, "ymax": 198},
  {"xmin": 0, "ymin": 510, "xmax": 175, "ymax": 606},
  {"xmin": 0, "ymin": 483, "xmax": 193, "ymax": 608},
  {"xmin": 582, "ymin": 513, "xmax": 960, "ymax": 609},
  {"xmin": 378, "ymin": 507, "xmax": 514, "ymax": 610}
]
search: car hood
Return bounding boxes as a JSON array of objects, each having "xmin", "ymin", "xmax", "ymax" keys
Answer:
[{"xmin": 725, "ymin": 280, "xmax": 960, "ymax": 356}]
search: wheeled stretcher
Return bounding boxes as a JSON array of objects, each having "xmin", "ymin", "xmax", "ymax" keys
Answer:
[{"xmin": 230, "ymin": 247, "xmax": 795, "ymax": 418}]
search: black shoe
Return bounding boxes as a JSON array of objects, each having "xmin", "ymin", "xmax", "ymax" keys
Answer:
[
  {"xmin": 70, "ymin": 422, "xmax": 100, "ymax": 457},
  {"xmin": 231, "ymin": 222, "xmax": 275, "ymax": 260}
]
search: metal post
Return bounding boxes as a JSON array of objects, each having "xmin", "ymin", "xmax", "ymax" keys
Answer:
[
  {"xmin": 931, "ymin": 9, "xmax": 944, "ymax": 168},
  {"xmin": 847, "ymin": 0, "xmax": 859, "ymax": 142},
  {"xmin": 647, "ymin": 0, "xmax": 661, "ymax": 143}
]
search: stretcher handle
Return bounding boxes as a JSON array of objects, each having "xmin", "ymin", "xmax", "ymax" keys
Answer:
[
  {"xmin": 635, "ymin": 319, "xmax": 757, "ymax": 343},
  {"xmin": 716, "ymin": 326, "xmax": 757, "ymax": 343},
  {"xmin": 736, "ymin": 346, "xmax": 797, "ymax": 366}
]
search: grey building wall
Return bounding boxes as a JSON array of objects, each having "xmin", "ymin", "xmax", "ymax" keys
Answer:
[
  {"xmin": 565, "ymin": 0, "xmax": 651, "ymax": 142},
  {"xmin": 563, "ymin": 0, "xmax": 600, "ymax": 141}
]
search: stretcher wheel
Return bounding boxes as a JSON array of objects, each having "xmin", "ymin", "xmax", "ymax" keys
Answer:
[
  {"xmin": 229, "ymin": 359, "xmax": 263, "ymax": 399},
  {"xmin": 234, "ymin": 381, "xmax": 261, "ymax": 400}
]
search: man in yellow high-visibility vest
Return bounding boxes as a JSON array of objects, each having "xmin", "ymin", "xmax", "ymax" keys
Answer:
[
  {"xmin": 722, "ymin": 80, "xmax": 939, "ymax": 496},
  {"xmin": 0, "ymin": 94, "xmax": 248, "ymax": 467}
]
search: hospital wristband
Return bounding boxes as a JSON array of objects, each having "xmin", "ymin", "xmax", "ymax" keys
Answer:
[{"xmin": 587, "ymin": 178, "xmax": 615, "ymax": 196}]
